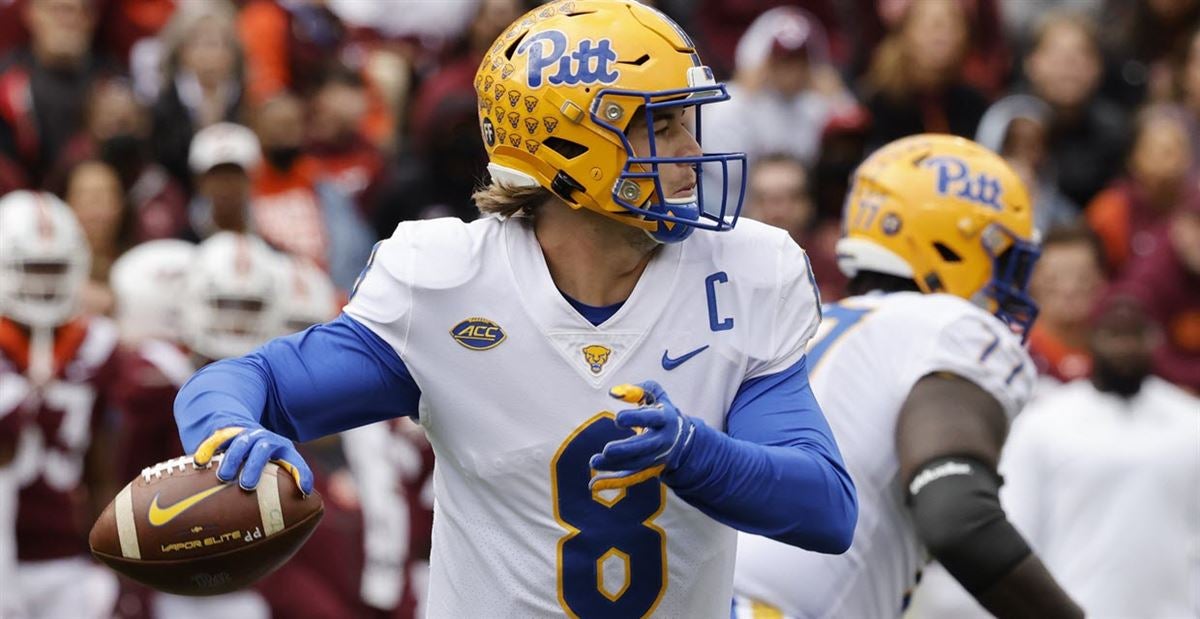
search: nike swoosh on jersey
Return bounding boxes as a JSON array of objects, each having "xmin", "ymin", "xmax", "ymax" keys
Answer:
[
  {"xmin": 148, "ymin": 484, "xmax": 231, "ymax": 527},
  {"xmin": 661, "ymin": 345, "xmax": 709, "ymax": 370}
]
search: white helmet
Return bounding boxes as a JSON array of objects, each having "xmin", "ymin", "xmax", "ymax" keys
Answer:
[
  {"xmin": 281, "ymin": 257, "xmax": 338, "ymax": 334},
  {"xmin": 0, "ymin": 191, "xmax": 91, "ymax": 328},
  {"xmin": 109, "ymin": 239, "xmax": 197, "ymax": 344},
  {"xmin": 181, "ymin": 232, "xmax": 285, "ymax": 360}
]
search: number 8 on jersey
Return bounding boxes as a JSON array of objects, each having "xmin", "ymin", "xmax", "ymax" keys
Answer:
[{"xmin": 552, "ymin": 413, "xmax": 667, "ymax": 618}]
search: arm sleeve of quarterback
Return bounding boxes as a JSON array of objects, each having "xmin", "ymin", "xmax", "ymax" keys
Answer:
[
  {"xmin": 745, "ymin": 236, "xmax": 822, "ymax": 380},
  {"xmin": 665, "ymin": 356, "xmax": 858, "ymax": 553},
  {"xmin": 915, "ymin": 312, "xmax": 1036, "ymax": 419},
  {"xmin": 175, "ymin": 313, "xmax": 421, "ymax": 452}
]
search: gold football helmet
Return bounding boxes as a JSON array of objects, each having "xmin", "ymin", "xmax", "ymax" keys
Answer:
[
  {"xmin": 474, "ymin": 0, "xmax": 745, "ymax": 243},
  {"xmin": 837, "ymin": 134, "xmax": 1041, "ymax": 336}
]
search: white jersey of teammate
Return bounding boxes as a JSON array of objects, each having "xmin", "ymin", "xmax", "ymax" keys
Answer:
[
  {"xmin": 344, "ymin": 215, "xmax": 820, "ymax": 618},
  {"xmin": 734, "ymin": 290, "xmax": 1036, "ymax": 619}
]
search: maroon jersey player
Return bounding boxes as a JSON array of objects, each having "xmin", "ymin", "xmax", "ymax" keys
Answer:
[
  {"xmin": 0, "ymin": 191, "xmax": 120, "ymax": 618},
  {"xmin": 109, "ymin": 233, "xmax": 285, "ymax": 619},
  {"xmin": 343, "ymin": 417, "xmax": 435, "ymax": 618}
]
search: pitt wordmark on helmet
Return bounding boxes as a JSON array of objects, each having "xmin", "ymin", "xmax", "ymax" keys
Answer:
[
  {"xmin": 837, "ymin": 134, "xmax": 1042, "ymax": 337},
  {"xmin": 474, "ymin": 0, "xmax": 746, "ymax": 243}
]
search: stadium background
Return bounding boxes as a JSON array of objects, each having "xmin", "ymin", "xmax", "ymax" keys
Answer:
[{"xmin": 0, "ymin": 0, "xmax": 1197, "ymax": 617}]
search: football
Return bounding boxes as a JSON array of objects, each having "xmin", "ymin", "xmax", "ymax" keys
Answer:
[{"xmin": 89, "ymin": 454, "xmax": 323, "ymax": 596}]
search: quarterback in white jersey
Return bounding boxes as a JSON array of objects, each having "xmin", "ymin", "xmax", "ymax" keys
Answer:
[
  {"xmin": 172, "ymin": 3, "xmax": 857, "ymax": 618},
  {"xmin": 734, "ymin": 135, "xmax": 1082, "ymax": 619}
]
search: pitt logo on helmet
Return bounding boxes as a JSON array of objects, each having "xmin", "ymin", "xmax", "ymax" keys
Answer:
[
  {"xmin": 516, "ymin": 30, "xmax": 619, "ymax": 89},
  {"xmin": 581, "ymin": 344, "xmax": 612, "ymax": 374},
  {"xmin": 921, "ymin": 156, "xmax": 1004, "ymax": 211},
  {"xmin": 451, "ymin": 318, "xmax": 507, "ymax": 351}
]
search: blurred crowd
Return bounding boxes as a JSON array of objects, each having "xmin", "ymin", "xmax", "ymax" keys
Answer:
[{"xmin": 0, "ymin": 0, "xmax": 1197, "ymax": 618}]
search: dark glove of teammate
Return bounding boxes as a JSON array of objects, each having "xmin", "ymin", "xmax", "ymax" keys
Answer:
[
  {"xmin": 589, "ymin": 381, "xmax": 698, "ymax": 491},
  {"xmin": 193, "ymin": 426, "xmax": 314, "ymax": 496}
]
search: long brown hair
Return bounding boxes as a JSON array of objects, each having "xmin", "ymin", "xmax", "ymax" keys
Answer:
[
  {"xmin": 63, "ymin": 159, "xmax": 136, "ymax": 279},
  {"xmin": 863, "ymin": 0, "xmax": 970, "ymax": 101},
  {"xmin": 471, "ymin": 181, "xmax": 552, "ymax": 219}
]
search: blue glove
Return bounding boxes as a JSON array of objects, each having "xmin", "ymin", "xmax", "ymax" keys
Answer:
[
  {"xmin": 192, "ymin": 426, "xmax": 314, "ymax": 496},
  {"xmin": 589, "ymin": 381, "xmax": 698, "ymax": 491}
]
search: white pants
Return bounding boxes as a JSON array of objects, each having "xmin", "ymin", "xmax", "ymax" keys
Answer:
[
  {"xmin": 16, "ymin": 556, "xmax": 118, "ymax": 619},
  {"xmin": 153, "ymin": 591, "xmax": 269, "ymax": 619}
]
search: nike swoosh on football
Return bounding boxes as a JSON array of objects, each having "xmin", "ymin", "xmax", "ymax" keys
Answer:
[
  {"xmin": 148, "ymin": 484, "xmax": 231, "ymax": 527},
  {"xmin": 661, "ymin": 345, "xmax": 710, "ymax": 370}
]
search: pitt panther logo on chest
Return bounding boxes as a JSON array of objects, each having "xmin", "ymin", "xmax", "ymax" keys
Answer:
[
  {"xmin": 581, "ymin": 345, "xmax": 612, "ymax": 374},
  {"xmin": 516, "ymin": 30, "xmax": 619, "ymax": 89}
]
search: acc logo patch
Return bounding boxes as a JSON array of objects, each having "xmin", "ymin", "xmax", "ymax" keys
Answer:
[
  {"xmin": 451, "ymin": 318, "xmax": 506, "ymax": 350},
  {"xmin": 582, "ymin": 344, "xmax": 612, "ymax": 374}
]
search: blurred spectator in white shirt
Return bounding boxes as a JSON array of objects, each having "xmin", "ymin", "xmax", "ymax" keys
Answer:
[{"xmin": 909, "ymin": 296, "xmax": 1200, "ymax": 619}]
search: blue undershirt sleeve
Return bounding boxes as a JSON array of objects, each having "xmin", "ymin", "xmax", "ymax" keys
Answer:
[
  {"xmin": 663, "ymin": 355, "xmax": 858, "ymax": 552},
  {"xmin": 175, "ymin": 313, "xmax": 421, "ymax": 452}
]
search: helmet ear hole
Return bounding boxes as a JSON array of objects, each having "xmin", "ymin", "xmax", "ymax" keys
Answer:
[
  {"xmin": 932, "ymin": 242, "xmax": 962, "ymax": 262},
  {"xmin": 504, "ymin": 32, "xmax": 527, "ymax": 59},
  {"xmin": 544, "ymin": 137, "xmax": 588, "ymax": 159}
]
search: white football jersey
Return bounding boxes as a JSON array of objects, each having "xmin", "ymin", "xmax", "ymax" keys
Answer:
[
  {"xmin": 733, "ymin": 291, "xmax": 1036, "ymax": 619},
  {"xmin": 344, "ymin": 216, "xmax": 821, "ymax": 618}
]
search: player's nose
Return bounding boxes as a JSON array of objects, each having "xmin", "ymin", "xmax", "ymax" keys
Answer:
[{"xmin": 677, "ymin": 130, "xmax": 702, "ymax": 158}]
